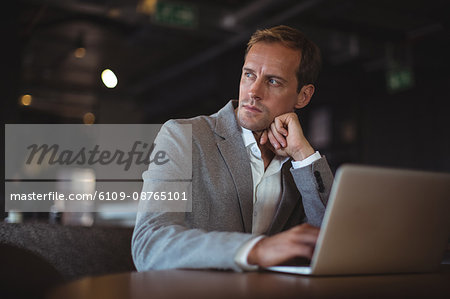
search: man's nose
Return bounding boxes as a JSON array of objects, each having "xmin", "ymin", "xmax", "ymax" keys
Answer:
[{"xmin": 249, "ymin": 78, "xmax": 263, "ymax": 100}]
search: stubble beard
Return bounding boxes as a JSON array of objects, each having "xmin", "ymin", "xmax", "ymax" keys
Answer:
[{"xmin": 237, "ymin": 106, "xmax": 271, "ymax": 132}]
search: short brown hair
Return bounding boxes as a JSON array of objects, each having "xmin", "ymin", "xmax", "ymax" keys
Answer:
[{"xmin": 246, "ymin": 25, "xmax": 322, "ymax": 92}]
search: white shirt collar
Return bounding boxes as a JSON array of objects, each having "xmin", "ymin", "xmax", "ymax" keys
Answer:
[
  {"xmin": 241, "ymin": 126, "xmax": 257, "ymax": 148},
  {"xmin": 240, "ymin": 126, "xmax": 290, "ymax": 165}
]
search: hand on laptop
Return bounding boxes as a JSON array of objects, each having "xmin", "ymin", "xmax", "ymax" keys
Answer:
[{"xmin": 247, "ymin": 223, "xmax": 319, "ymax": 267}]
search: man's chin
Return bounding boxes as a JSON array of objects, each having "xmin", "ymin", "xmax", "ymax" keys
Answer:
[{"xmin": 237, "ymin": 111, "xmax": 271, "ymax": 131}]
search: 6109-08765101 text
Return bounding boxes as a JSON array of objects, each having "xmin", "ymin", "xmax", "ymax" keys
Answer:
[{"xmin": 9, "ymin": 191, "xmax": 188, "ymax": 201}]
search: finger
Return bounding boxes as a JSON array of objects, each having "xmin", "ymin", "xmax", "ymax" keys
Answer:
[
  {"xmin": 255, "ymin": 240, "xmax": 315, "ymax": 267},
  {"xmin": 274, "ymin": 117, "xmax": 288, "ymax": 137},
  {"xmin": 288, "ymin": 225, "xmax": 320, "ymax": 245},
  {"xmin": 293, "ymin": 226, "xmax": 320, "ymax": 239},
  {"xmin": 290, "ymin": 243, "xmax": 315, "ymax": 260},
  {"xmin": 270, "ymin": 242, "xmax": 315, "ymax": 265},
  {"xmin": 291, "ymin": 232, "xmax": 319, "ymax": 246},
  {"xmin": 292, "ymin": 223, "xmax": 320, "ymax": 234},
  {"xmin": 267, "ymin": 128, "xmax": 281, "ymax": 150},
  {"xmin": 250, "ymin": 229, "xmax": 318, "ymax": 267},
  {"xmin": 270, "ymin": 122, "xmax": 287, "ymax": 148},
  {"xmin": 260, "ymin": 130, "xmax": 268, "ymax": 145}
]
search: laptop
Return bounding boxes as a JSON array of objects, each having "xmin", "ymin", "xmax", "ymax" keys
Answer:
[{"xmin": 266, "ymin": 164, "xmax": 450, "ymax": 276}]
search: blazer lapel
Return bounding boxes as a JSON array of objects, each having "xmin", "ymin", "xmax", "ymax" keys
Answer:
[
  {"xmin": 215, "ymin": 101, "xmax": 253, "ymax": 233},
  {"xmin": 267, "ymin": 162, "xmax": 301, "ymax": 235}
]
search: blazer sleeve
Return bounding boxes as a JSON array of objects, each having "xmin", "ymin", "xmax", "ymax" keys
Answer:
[
  {"xmin": 289, "ymin": 156, "xmax": 334, "ymax": 227},
  {"xmin": 132, "ymin": 211, "xmax": 255, "ymax": 271},
  {"xmin": 131, "ymin": 120, "xmax": 254, "ymax": 271}
]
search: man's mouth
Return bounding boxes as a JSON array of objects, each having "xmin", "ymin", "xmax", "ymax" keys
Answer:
[{"xmin": 242, "ymin": 104, "xmax": 262, "ymax": 113}]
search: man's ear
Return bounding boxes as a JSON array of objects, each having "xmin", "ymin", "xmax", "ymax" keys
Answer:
[{"xmin": 295, "ymin": 84, "xmax": 315, "ymax": 109}]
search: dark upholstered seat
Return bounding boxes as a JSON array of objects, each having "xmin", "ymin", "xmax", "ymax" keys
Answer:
[
  {"xmin": 0, "ymin": 222, "xmax": 136, "ymax": 298},
  {"xmin": 0, "ymin": 244, "xmax": 64, "ymax": 299}
]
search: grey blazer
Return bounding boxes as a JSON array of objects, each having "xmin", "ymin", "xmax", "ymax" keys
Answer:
[{"xmin": 132, "ymin": 100, "xmax": 334, "ymax": 271}]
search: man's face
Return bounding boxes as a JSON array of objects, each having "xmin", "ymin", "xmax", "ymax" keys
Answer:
[{"xmin": 237, "ymin": 41, "xmax": 302, "ymax": 132}]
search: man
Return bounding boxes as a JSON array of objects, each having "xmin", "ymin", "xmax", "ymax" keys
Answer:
[{"xmin": 132, "ymin": 25, "xmax": 334, "ymax": 271}]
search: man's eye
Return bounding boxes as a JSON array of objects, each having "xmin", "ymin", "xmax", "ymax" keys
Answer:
[
  {"xmin": 268, "ymin": 78, "xmax": 279, "ymax": 85},
  {"xmin": 244, "ymin": 72, "xmax": 253, "ymax": 78}
]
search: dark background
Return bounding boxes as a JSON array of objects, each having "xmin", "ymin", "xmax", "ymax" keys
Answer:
[{"xmin": 3, "ymin": 0, "xmax": 450, "ymax": 219}]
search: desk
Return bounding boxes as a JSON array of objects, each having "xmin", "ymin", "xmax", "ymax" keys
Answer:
[{"xmin": 47, "ymin": 265, "xmax": 450, "ymax": 299}]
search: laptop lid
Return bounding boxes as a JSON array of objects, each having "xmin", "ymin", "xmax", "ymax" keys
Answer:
[{"xmin": 268, "ymin": 164, "xmax": 450, "ymax": 276}]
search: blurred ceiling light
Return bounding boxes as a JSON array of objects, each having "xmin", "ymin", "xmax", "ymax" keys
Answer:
[
  {"xmin": 137, "ymin": 0, "xmax": 158, "ymax": 15},
  {"xmin": 74, "ymin": 31, "xmax": 86, "ymax": 59},
  {"xmin": 83, "ymin": 112, "xmax": 95, "ymax": 125},
  {"xmin": 20, "ymin": 94, "xmax": 32, "ymax": 106},
  {"xmin": 108, "ymin": 8, "xmax": 121, "ymax": 18},
  {"xmin": 74, "ymin": 47, "xmax": 86, "ymax": 58},
  {"xmin": 101, "ymin": 69, "xmax": 118, "ymax": 88}
]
